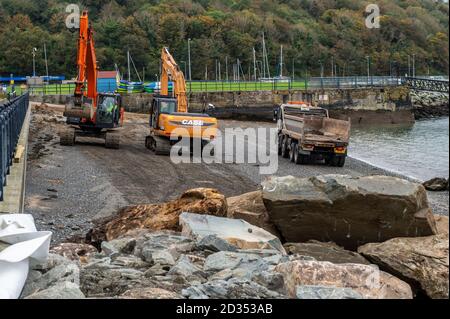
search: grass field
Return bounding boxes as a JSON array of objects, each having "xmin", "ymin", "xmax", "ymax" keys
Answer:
[{"xmin": 4, "ymin": 80, "xmax": 308, "ymax": 96}]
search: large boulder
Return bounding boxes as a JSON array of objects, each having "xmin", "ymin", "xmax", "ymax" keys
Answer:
[
  {"xmin": 358, "ymin": 233, "xmax": 449, "ymax": 299},
  {"xmin": 179, "ymin": 213, "xmax": 286, "ymax": 254},
  {"xmin": 275, "ymin": 260, "xmax": 413, "ymax": 299},
  {"xmin": 90, "ymin": 188, "xmax": 227, "ymax": 242},
  {"xmin": 227, "ymin": 191, "xmax": 281, "ymax": 237},
  {"xmin": 263, "ymin": 175, "xmax": 437, "ymax": 250},
  {"xmin": 284, "ymin": 241, "xmax": 371, "ymax": 265}
]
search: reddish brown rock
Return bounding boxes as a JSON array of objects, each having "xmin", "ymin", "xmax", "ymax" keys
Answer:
[
  {"xmin": 284, "ymin": 241, "xmax": 370, "ymax": 265},
  {"xmin": 102, "ymin": 188, "xmax": 227, "ymax": 241},
  {"xmin": 275, "ymin": 260, "xmax": 413, "ymax": 299},
  {"xmin": 227, "ymin": 191, "xmax": 280, "ymax": 237},
  {"xmin": 358, "ymin": 233, "xmax": 449, "ymax": 299}
]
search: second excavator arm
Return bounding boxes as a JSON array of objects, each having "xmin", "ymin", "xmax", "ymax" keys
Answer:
[{"xmin": 160, "ymin": 47, "xmax": 188, "ymax": 113}]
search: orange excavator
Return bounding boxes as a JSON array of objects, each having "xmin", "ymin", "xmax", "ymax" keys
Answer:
[
  {"xmin": 145, "ymin": 47, "xmax": 218, "ymax": 155},
  {"xmin": 60, "ymin": 10, "xmax": 125, "ymax": 149}
]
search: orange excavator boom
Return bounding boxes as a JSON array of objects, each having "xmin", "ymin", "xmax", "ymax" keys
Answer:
[
  {"xmin": 160, "ymin": 47, "xmax": 188, "ymax": 113},
  {"xmin": 75, "ymin": 10, "xmax": 98, "ymax": 107}
]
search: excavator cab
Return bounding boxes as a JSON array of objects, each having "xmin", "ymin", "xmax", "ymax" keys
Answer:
[
  {"xmin": 96, "ymin": 93, "xmax": 122, "ymax": 128},
  {"xmin": 150, "ymin": 97, "xmax": 177, "ymax": 129}
]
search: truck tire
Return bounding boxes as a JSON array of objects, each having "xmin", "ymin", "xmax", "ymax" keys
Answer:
[
  {"xmin": 289, "ymin": 142, "xmax": 296, "ymax": 162},
  {"xmin": 299, "ymin": 154, "xmax": 310, "ymax": 165},
  {"xmin": 60, "ymin": 128, "xmax": 75, "ymax": 146},
  {"xmin": 293, "ymin": 144, "xmax": 302, "ymax": 165},
  {"xmin": 281, "ymin": 136, "xmax": 289, "ymax": 159},
  {"xmin": 278, "ymin": 134, "xmax": 283, "ymax": 156},
  {"xmin": 330, "ymin": 156, "xmax": 346, "ymax": 167}
]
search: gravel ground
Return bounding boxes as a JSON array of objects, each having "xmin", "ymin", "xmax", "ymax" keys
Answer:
[{"xmin": 24, "ymin": 104, "xmax": 449, "ymax": 244}]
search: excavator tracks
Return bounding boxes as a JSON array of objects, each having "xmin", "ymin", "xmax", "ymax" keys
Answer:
[
  {"xmin": 105, "ymin": 132, "xmax": 121, "ymax": 149},
  {"xmin": 146, "ymin": 136, "xmax": 172, "ymax": 156},
  {"xmin": 60, "ymin": 128, "xmax": 76, "ymax": 146}
]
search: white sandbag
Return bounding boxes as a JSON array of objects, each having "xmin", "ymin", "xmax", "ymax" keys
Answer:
[{"xmin": 0, "ymin": 214, "xmax": 52, "ymax": 299}]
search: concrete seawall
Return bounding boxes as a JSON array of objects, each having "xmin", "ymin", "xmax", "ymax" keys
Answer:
[{"xmin": 29, "ymin": 86, "xmax": 438, "ymax": 125}]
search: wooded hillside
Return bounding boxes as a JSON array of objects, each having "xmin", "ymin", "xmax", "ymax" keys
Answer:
[{"xmin": 0, "ymin": 0, "xmax": 448, "ymax": 79}]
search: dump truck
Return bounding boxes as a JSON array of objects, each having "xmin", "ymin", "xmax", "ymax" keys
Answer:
[{"xmin": 276, "ymin": 102, "xmax": 351, "ymax": 167}]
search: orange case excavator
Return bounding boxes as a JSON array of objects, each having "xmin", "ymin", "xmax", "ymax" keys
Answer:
[
  {"xmin": 145, "ymin": 48, "xmax": 218, "ymax": 155},
  {"xmin": 60, "ymin": 10, "xmax": 125, "ymax": 149}
]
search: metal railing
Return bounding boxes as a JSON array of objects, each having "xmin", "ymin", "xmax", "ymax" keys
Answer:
[
  {"xmin": 6, "ymin": 76, "xmax": 448, "ymax": 96},
  {"xmin": 0, "ymin": 93, "xmax": 29, "ymax": 201}
]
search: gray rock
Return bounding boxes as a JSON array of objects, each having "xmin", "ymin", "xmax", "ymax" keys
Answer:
[
  {"xmin": 134, "ymin": 232, "xmax": 193, "ymax": 259},
  {"xmin": 21, "ymin": 255, "xmax": 80, "ymax": 298},
  {"xmin": 83, "ymin": 257, "xmax": 122, "ymax": 270},
  {"xmin": 111, "ymin": 256, "xmax": 151, "ymax": 269},
  {"xmin": 120, "ymin": 288, "xmax": 184, "ymax": 299},
  {"xmin": 197, "ymin": 235, "xmax": 238, "ymax": 252},
  {"xmin": 182, "ymin": 279, "xmax": 285, "ymax": 299},
  {"xmin": 101, "ymin": 238, "xmax": 137, "ymax": 257},
  {"xmin": 168, "ymin": 255, "xmax": 205, "ymax": 279},
  {"xmin": 252, "ymin": 271, "xmax": 285, "ymax": 292},
  {"xmin": 263, "ymin": 175, "xmax": 437, "ymax": 250},
  {"xmin": 145, "ymin": 264, "xmax": 171, "ymax": 277},
  {"xmin": 80, "ymin": 267, "xmax": 154, "ymax": 297},
  {"xmin": 204, "ymin": 251, "xmax": 267, "ymax": 273},
  {"xmin": 25, "ymin": 282, "xmax": 85, "ymax": 299},
  {"xmin": 180, "ymin": 213, "xmax": 286, "ymax": 254},
  {"xmin": 150, "ymin": 250, "xmax": 176, "ymax": 266},
  {"xmin": 296, "ymin": 285, "xmax": 363, "ymax": 299}
]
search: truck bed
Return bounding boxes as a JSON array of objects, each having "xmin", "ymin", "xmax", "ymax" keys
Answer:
[{"xmin": 283, "ymin": 114, "xmax": 350, "ymax": 145}]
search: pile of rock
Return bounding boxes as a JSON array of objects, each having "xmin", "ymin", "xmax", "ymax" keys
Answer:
[
  {"xmin": 410, "ymin": 90, "xmax": 449, "ymax": 118},
  {"xmin": 25, "ymin": 175, "xmax": 449, "ymax": 299}
]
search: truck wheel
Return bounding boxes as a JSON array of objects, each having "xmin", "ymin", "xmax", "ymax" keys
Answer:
[
  {"xmin": 278, "ymin": 135, "xmax": 283, "ymax": 156},
  {"xmin": 293, "ymin": 144, "xmax": 302, "ymax": 165},
  {"xmin": 281, "ymin": 136, "xmax": 289, "ymax": 159},
  {"xmin": 337, "ymin": 156, "xmax": 346, "ymax": 167},
  {"xmin": 331, "ymin": 156, "xmax": 346, "ymax": 167},
  {"xmin": 299, "ymin": 155, "xmax": 310, "ymax": 165},
  {"xmin": 289, "ymin": 142, "xmax": 296, "ymax": 162}
]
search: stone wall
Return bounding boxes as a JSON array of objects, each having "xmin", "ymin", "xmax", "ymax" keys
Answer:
[{"xmin": 29, "ymin": 86, "xmax": 417, "ymax": 125}]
